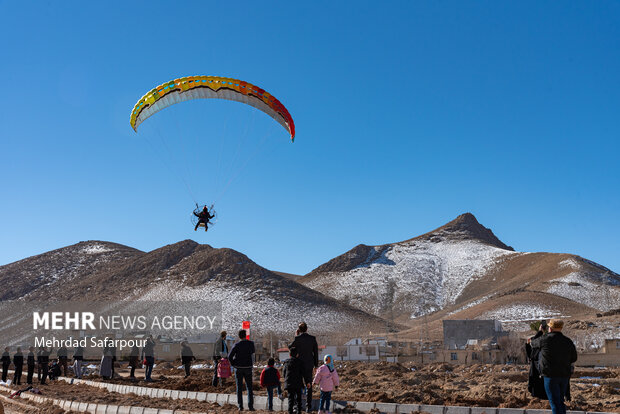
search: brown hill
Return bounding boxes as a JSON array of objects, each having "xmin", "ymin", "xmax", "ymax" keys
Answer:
[
  {"xmin": 300, "ymin": 214, "xmax": 620, "ymax": 334},
  {"xmin": 0, "ymin": 240, "xmax": 389, "ymax": 336}
]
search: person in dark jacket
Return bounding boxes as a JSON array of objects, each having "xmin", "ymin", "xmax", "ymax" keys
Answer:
[
  {"xmin": 289, "ymin": 322, "xmax": 319, "ymax": 412},
  {"xmin": 48, "ymin": 359, "xmax": 61, "ymax": 381},
  {"xmin": 228, "ymin": 329, "xmax": 255, "ymax": 411},
  {"xmin": 526, "ymin": 321, "xmax": 548, "ymax": 400},
  {"xmin": 57, "ymin": 345, "xmax": 68, "ymax": 377},
  {"xmin": 260, "ymin": 357, "xmax": 283, "ymax": 411},
  {"xmin": 38, "ymin": 347, "xmax": 52, "ymax": 385},
  {"xmin": 529, "ymin": 319, "xmax": 577, "ymax": 414},
  {"xmin": 110, "ymin": 345, "xmax": 117, "ymax": 379},
  {"xmin": 13, "ymin": 347, "xmax": 23, "ymax": 385},
  {"xmin": 283, "ymin": 347, "xmax": 304, "ymax": 414},
  {"xmin": 26, "ymin": 347, "xmax": 35, "ymax": 385},
  {"xmin": 142, "ymin": 336, "xmax": 156, "ymax": 382},
  {"xmin": 194, "ymin": 205, "xmax": 214, "ymax": 232},
  {"xmin": 213, "ymin": 331, "xmax": 228, "ymax": 386},
  {"xmin": 73, "ymin": 345, "xmax": 84, "ymax": 379},
  {"xmin": 1, "ymin": 347, "xmax": 10, "ymax": 383},
  {"xmin": 180, "ymin": 341, "xmax": 195, "ymax": 378},
  {"xmin": 128, "ymin": 345, "xmax": 139, "ymax": 380}
]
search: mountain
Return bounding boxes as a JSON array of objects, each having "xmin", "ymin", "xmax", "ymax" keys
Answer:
[
  {"xmin": 0, "ymin": 240, "xmax": 388, "ymax": 337},
  {"xmin": 301, "ymin": 213, "xmax": 620, "ymax": 330}
]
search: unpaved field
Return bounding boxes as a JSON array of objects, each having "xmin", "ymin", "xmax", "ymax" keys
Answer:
[{"xmin": 76, "ymin": 361, "xmax": 620, "ymax": 412}]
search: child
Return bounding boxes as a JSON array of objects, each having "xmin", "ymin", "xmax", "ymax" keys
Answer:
[
  {"xmin": 283, "ymin": 347, "xmax": 304, "ymax": 414},
  {"xmin": 260, "ymin": 358, "xmax": 284, "ymax": 411},
  {"xmin": 216, "ymin": 353, "xmax": 232, "ymax": 386},
  {"xmin": 313, "ymin": 354, "xmax": 339, "ymax": 414}
]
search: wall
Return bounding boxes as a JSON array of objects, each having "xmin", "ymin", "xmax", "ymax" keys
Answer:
[{"xmin": 443, "ymin": 320, "xmax": 501, "ymax": 349}]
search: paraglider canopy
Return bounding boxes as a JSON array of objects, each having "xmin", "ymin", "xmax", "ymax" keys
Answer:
[{"xmin": 130, "ymin": 75, "xmax": 295, "ymax": 141}]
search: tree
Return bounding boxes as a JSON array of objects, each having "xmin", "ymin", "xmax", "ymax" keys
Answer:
[
  {"xmin": 498, "ymin": 333, "xmax": 525, "ymax": 363},
  {"xmin": 336, "ymin": 346, "xmax": 348, "ymax": 361}
]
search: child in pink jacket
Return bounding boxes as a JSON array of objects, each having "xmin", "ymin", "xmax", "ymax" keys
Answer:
[{"xmin": 313, "ymin": 354, "xmax": 339, "ymax": 414}]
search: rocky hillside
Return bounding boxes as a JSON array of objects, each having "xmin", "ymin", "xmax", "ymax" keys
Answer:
[
  {"xmin": 301, "ymin": 213, "xmax": 620, "ymax": 328},
  {"xmin": 0, "ymin": 240, "xmax": 387, "ymax": 336}
]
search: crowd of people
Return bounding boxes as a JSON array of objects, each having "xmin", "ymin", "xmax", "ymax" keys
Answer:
[
  {"xmin": 0, "ymin": 319, "xmax": 578, "ymax": 414},
  {"xmin": 222, "ymin": 322, "xmax": 337, "ymax": 414},
  {"xmin": 1, "ymin": 345, "xmax": 70, "ymax": 386}
]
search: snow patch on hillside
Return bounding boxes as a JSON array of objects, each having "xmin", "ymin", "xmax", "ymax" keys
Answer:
[
  {"xmin": 81, "ymin": 244, "xmax": 113, "ymax": 255},
  {"xmin": 306, "ymin": 240, "xmax": 516, "ymax": 318},
  {"xmin": 558, "ymin": 259, "xmax": 581, "ymax": 270},
  {"xmin": 447, "ymin": 295, "xmax": 492, "ymax": 316},
  {"xmin": 546, "ymin": 272, "xmax": 620, "ymax": 312},
  {"xmin": 139, "ymin": 281, "xmax": 369, "ymax": 335},
  {"xmin": 479, "ymin": 303, "xmax": 567, "ymax": 331}
]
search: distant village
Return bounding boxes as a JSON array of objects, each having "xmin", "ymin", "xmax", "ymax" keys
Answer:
[{"xmin": 30, "ymin": 319, "xmax": 619, "ymax": 368}]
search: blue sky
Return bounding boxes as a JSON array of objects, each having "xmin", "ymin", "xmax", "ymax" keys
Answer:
[{"xmin": 1, "ymin": 1, "xmax": 619, "ymax": 275}]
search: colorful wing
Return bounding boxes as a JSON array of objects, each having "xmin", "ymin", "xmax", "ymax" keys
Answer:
[{"xmin": 130, "ymin": 75, "xmax": 295, "ymax": 141}]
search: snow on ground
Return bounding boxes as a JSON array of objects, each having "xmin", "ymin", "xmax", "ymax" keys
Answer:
[
  {"xmin": 447, "ymin": 295, "xmax": 492, "ymax": 316},
  {"xmin": 479, "ymin": 303, "xmax": 568, "ymax": 331},
  {"xmin": 138, "ymin": 281, "xmax": 368, "ymax": 335},
  {"xmin": 546, "ymin": 272, "xmax": 620, "ymax": 312},
  {"xmin": 558, "ymin": 258, "xmax": 581, "ymax": 270},
  {"xmin": 81, "ymin": 244, "xmax": 113, "ymax": 255},
  {"xmin": 306, "ymin": 240, "xmax": 516, "ymax": 318}
]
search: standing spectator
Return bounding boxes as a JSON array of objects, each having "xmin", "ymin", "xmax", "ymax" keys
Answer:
[
  {"xmin": 313, "ymin": 355, "xmax": 339, "ymax": 414},
  {"xmin": 228, "ymin": 329, "xmax": 255, "ymax": 411},
  {"xmin": 212, "ymin": 331, "xmax": 228, "ymax": 386},
  {"xmin": 526, "ymin": 321, "xmax": 549, "ymax": 400},
  {"xmin": 283, "ymin": 346, "xmax": 304, "ymax": 414},
  {"xmin": 142, "ymin": 335, "xmax": 156, "ymax": 382},
  {"xmin": 1, "ymin": 347, "xmax": 10, "ymax": 383},
  {"xmin": 100, "ymin": 341, "xmax": 114, "ymax": 380},
  {"xmin": 39, "ymin": 347, "xmax": 52, "ymax": 385},
  {"xmin": 180, "ymin": 341, "xmax": 195, "ymax": 378},
  {"xmin": 57, "ymin": 345, "xmax": 68, "ymax": 377},
  {"xmin": 13, "ymin": 347, "xmax": 23, "ymax": 385},
  {"xmin": 128, "ymin": 344, "xmax": 139, "ymax": 381},
  {"xmin": 110, "ymin": 345, "xmax": 117, "ymax": 379},
  {"xmin": 73, "ymin": 345, "xmax": 84, "ymax": 379},
  {"xmin": 260, "ymin": 357, "xmax": 283, "ymax": 411},
  {"xmin": 289, "ymin": 322, "xmax": 319, "ymax": 412},
  {"xmin": 529, "ymin": 319, "xmax": 577, "ymax": 414},
  {"xmin": 26, "ymin": 346, "xmax": 35, "ymax": 385}
]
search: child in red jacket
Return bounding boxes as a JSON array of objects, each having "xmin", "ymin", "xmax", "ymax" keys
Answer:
[{"xmin": 260, "ymin": 358, "xmax": 283, "ymax": 411}]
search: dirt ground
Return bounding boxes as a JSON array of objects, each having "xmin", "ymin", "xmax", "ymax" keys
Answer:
[{"xmin": 68, "ymin": 361, "xmax": 620, "ymax": 412}]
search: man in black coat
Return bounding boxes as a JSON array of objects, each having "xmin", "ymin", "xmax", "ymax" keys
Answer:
[
  {"xmin": 180, "ymin": 341, "xmax": 195, "ymax": 378},
  {"xmin": 73, "ymin": 345, "xmax": 84, "ymax": 379},
  {"xmin": 26, "ymin": 346, "xmax": 36, "ymax": 385},
  {"xmin": 228, "ymin": 329, "xmax": 255, "ymax": 411},
  {"xmin": 38, "ymin": 347, "xmax": 52, "ymax": 385},
  {"xmin": 57, "ymin": 345, "xmax": 68, "ymax": 377},
  {"xmin": 529, "ymin": 319, "xmax": 577, "ymax": 414},
  {"xmin": 1, "ymin": 347, "xmax": 10, "ymax": 383},
  {"xmin": 283, "ymin": 346, "xmax": 304, "ymax": 414},
  {"xmin": 13, "ymin": 347, "xmax": 23, "ymax": 385},
  {"xmin": 289, "ymin": 322, "xmax": 319, "ymax": 413}
]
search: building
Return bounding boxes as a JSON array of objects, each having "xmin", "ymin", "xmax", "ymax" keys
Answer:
[
  {"xmin": 277, "ymin": 343, "xmax": 380, "ymax": 362},
  {"xmin": 443, "ymin": 319, "xmax": 503, "ymax": 349},
  {"xmin": 576, "ymin": 338, "xmax": 620, "ymax": 367}
]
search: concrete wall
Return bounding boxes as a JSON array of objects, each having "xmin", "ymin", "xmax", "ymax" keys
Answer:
[
  {"xmin": 576, "ymin": 353, "xmax": 620, "ymax": 367},
  {"xmin": 443, "ymin": 320, "xmax": 502, "ymax": 349}
]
